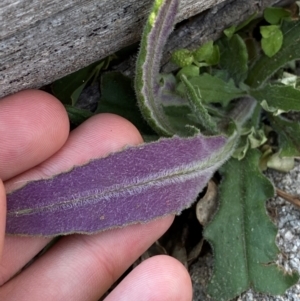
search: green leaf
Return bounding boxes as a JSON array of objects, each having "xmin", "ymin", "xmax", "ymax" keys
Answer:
[
  {"xmin": 204, "ymin": 150, "xmax": 299, "ymax": 301},
  {"xmin": 177, "ymin": 73, "xmax": 245, "ymax": 107},
  {"xmin": 176, "ymin": 65, "xmax": 199, "ymax": 79},
  {"xmin": 250, "ymin": 84, "xmax": 300, "ymax": 113},
  {"xmin": 260, "ymin": 100, "xmax": 285, "ymax": 116},
  {"xmin": 180, "ymin": 75, "xmax": 218, "ymax": 134},
  {"xmin": 218, "ymin": 34, "xmax": 248, "ymax": 84},
  {"xmin": 279, "ymin": 72, "xmax": 299, "ymax": 88},
  {"xmin": 267, "ymin": 152, "xmax": 295, "ymax": 172},
  {"xmin": 97, "ymin": 72, "xmax": 155, "ymax": 135},
  {"xmin": 264, "ymin": 7, "xmax": 291, "ymax": 25},
  {"xmin": 224, "ymin": 26, "xmax": 236, "ymax": 39},
  {"xmin": 260, "ymin": 25, "xmax": 283, "ymax": 58},
  {"xmin": 232, "ymin": 135, "xmax": 250, "ymax": 160},
  {"xmin": 245, "ymin": 37, "xmax": 260, "ymax": 64},
  {"xmin": 232, "ymin": 126, "xmax": 267, "ymax": 160},
  {"xmin": 193, "ymin": 41, "xmax": 214, "ymax": 62},
  {"xmin": 52, "ymin": 60, "xmax": 107, "ymax": 105},
  {"xmin": 246, "ymin": 20, "xmax": 300, "ymax": 88},
  {"xmin": 206, "ymin": 45, "xmax": 220, "ymax": 66},
  {"xmin": 223, "ymin": 13, "xmax": 257, "ymax": 38},
  {"xmin": 235, "ymin": 13, "xmax": 258, "ymax": 32},
  {"xmin": 162, "ymin": 104, "xmax": 202, "ymax": 135},
  {"xmin": 192, "ymin": 41, "xmax": 220, "ymax": 66},
  {"xmin": 268, "ymin": 114, "xmax": 300, "ymax": 157},
  {"xmin": 65, "ymin": 105, "xmax": 94, "ymax": 125}
]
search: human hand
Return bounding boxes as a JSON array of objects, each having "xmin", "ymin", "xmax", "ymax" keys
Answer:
[{"xmin": 0, "ymin": 90, "xmax": 192, "ymax": 300}]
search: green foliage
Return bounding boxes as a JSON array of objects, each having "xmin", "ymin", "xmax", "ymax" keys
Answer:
[
  {"xmin": 52, "ymin": 58, "xmax": 112, "ymax": 105},
  {"xmin": 97, "ymin": 72, "xmax": 154, "ymax": 135},
  {"xmin": 204, "ymin": 44, "xmax": 220, "ymax": 66},
  {"xmin": 171, "ymin": 49, "xmax": 194, "ymax": 67},
  {"xmin": 204, "ymin": 150, "xmax": 298, "ymax": 301},
  {"xmin": 176, "ymin": 73, "xmax": 246, "ymax": 107},
  {"xmin": 180, "ymin": 75, "xmax": 218, "ymax": 134},
  {"xmin": 167, "ymin": 4, "xmax": 300, "ymax": 300},
  {"xmin": 250, "ymin": 84, "xmax": 300, "ymax": 113},
  {"xmin": 259, "ymin": 7, "xmax": 291, "ymax": 58},
  {"xmin": 193, "ymin": 40, "xmax": 214, "ymax": 62},
  {"xmin": 176, "ymin": 65, "xmax": 199, "ymax": 79},
  {"xmin": 247, "ymin": 20, "xmax": 300, "ymax": 88},
  {"xmin": 232, "ymin": 127, "xmax": 267, "ymax": 160},
  {"xmin": 172, "ymin": 41, "xmax": 220, "ymax": 68},
  {"xmin": 65, "ymin": 105, "xmax": 94, "ymax": 125},
  {"xmin": 224, "ymin": 13, "xmax": 258, "ymax": 38},
  {"xmin": 268, "ymin": 114, "xmax": 300, "ymax": 157},
  {"xmin": 264, "ymin": 7, "xmax": 291, "ymax": 25},
  {"xmin": 260, "ymin": 25, "xmax": 283, "ymax": 57},
  {"xmin": 218, "ymin": 34, "xmax": 248, "ymax": 84}
]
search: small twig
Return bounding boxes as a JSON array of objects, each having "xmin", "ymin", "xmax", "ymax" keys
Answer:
[{"xmin": 276, "ymin": 188, "xmax": 300, "ymax": 208}]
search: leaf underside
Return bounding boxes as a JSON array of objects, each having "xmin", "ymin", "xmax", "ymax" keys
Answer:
[
  {"xmin": 204, "ymin": 150, "xmax": 298, "ymax": 301},
  {"xmin": 268, "ymin": 114, "xmax": 300, "ymax": 157},
  {"xmin": 250, "ymin": 84, "xmax": 300, "ymax": 113},
  {"xmin": 6, "ymin": 134, "xmax": 231, "ymax": 236},
  {"xmin": 135, "ymin": 0, "xmax": 182, "ymax": 136}
]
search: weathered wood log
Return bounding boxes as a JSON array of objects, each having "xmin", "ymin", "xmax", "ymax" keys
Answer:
[{"xmin": 0, "ymin": 0, "xmax": 293, "ymax": 98}]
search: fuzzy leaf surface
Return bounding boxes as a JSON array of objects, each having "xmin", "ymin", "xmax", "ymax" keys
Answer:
[
  {"xmin": 180, "ymin": 75, "xmax": 218, "ymax": 134},
  {"xmin": 250, "ymin": 84, "xmax": 300, "ymax": 113},
  {"xmin": 177, "ymin": 73, "xmax": 245, "ymax": 107},
  {"xmin": 204, "ymin": 150, "xmax": 298, "ymax": 301},
  {"xmin": 268, "ymin": 114, "xmax": 300, "ymax": 157},
  {"xmin": 218, "ymin": 34, "xmax": 248, "ymax": 84},
  {"xmin": 6, "ymin": 134, "xmax": 235, "ymax": 236},
  {"xmin": 135, "ymin": 0, "xmax": 187, "ymax": 136},
  {"xmin": 246, "ymin": 20, "xmax": 300, "ymax": 88}
]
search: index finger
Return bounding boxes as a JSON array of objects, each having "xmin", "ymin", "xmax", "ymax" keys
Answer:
[{"xmin": 0, "ymin": 90, "xmax": 69, "ymax": 181}]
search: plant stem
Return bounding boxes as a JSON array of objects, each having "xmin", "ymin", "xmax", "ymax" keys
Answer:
[
  {"xmin": 228, "ymin": 96, "xmax": 257, "ymax": 128},
  {"xmin": 276, "ymin": 188, "xmax": 300, "ymax": 208}
]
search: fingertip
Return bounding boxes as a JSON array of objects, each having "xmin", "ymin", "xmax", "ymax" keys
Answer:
[
  {"xmin": 72, "ymin": 113, "xmax": 144, "ymax": 150},
  {"xmin": 0, "ymin": 90, "xmax": 70, "ymax": 180},
  {"xmin": 32, "ymin": 112, "xmax": 144, "ymax": 175},
  {"xmin": 106, "ymin": 255, "xmax": 193, "ymax": 301}
]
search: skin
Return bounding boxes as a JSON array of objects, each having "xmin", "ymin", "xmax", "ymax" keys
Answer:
[{"xmin": 0, "ymin": 90, "xmax": 193, "ymax": 300}]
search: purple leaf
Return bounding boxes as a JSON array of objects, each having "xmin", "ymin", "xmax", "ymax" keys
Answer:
[
  {"xmin": 6, "ymin": 134, "xmax": 232, "ymax": 236},
  {"xmin": 135, "ymin": 0, "xmax": 189, "ymax": 136}
]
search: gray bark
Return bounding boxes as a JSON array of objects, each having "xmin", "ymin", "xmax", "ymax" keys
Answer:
[
  {"xmin": 0, "ymin": 0, "xmax": 292, "ymax": 98},
  {"xmin": 1, "ymin": 0, "xmax": 227, "ymax": 98}
]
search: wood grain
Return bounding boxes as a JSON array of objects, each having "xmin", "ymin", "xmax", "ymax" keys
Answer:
[{"xmin": 0, "ymin": 0, "xmax": 292, "ymax": 98}]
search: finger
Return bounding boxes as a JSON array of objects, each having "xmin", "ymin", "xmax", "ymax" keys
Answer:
[
  {"xmin": 1, "ymin": 113, "xmax": 143, "ymax": 285},
  {"xmin": 4, "ymin": 113, "xmax": 142, "ymax": 192},
  {"xmin": 105, "ymin": 255, "xmax": 193, "ymax": 301},
  {"xmin": 0, "ymin": 217, "xmax": 174, "ymax": 301},
  {"xmin": 0, "ymin": 180, "xmax": 6, "ymax": 260},
  {"xmin": 0, "ymin": 90, "xmax": 69, "ymax": 181}
]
